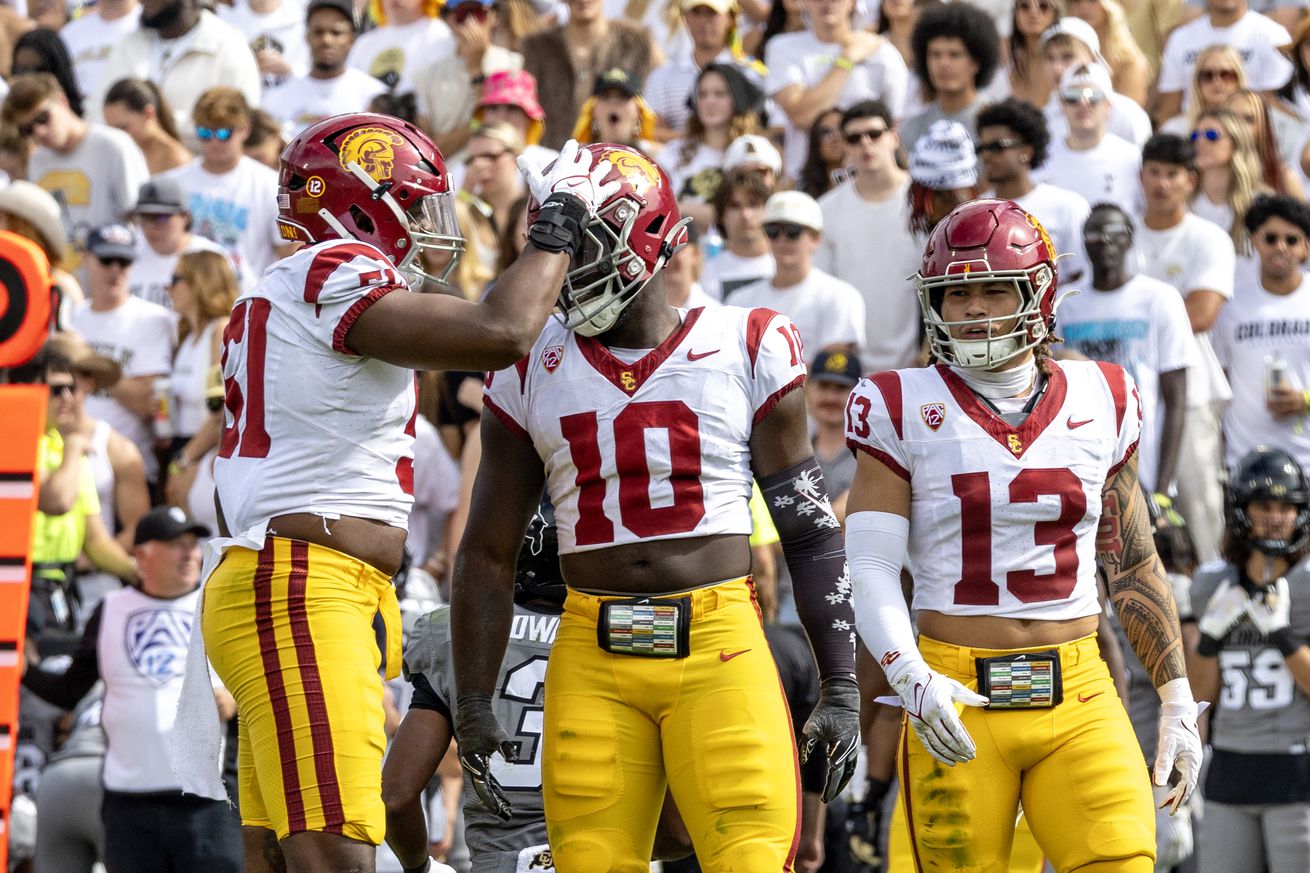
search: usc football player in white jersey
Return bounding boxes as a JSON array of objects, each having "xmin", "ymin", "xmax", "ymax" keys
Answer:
[
  {"xmin": 204, "ymin": 114, "xmax": 623, "ymax": 873},
  {"xmin": 844, "ymin": 199, "xmax": 1204, "ymax": 872},
  {"xmin": 451, "ymin": 144, "xmax": 861, "ymax": 872}
]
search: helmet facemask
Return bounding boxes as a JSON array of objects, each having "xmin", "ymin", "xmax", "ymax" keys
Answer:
[{"xmin": 918, "ymin": 263, "xmax": 1056, "ymax": 369}]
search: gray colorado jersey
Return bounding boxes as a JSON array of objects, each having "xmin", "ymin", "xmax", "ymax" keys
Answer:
[
  {"xmin": 404, "ymin": 604, "xmax": 557, "ymax": 873},
  {"xmin": 1192, "ymin": 560, "xmax": 1310, "ymax": 754}
]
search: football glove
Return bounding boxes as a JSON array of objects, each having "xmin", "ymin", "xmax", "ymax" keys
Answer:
[
  {"xmin": 454, "ymin": 692, "xmax": 515, "ymax": 821},
  {"xmin": 1197, "ymin": 579, "xmax": 1250, "ymax": 641},
  {"xmin": 517, "ymin": 139, "xmax": 620, "ymax": 214},
  {"xmin": 1153, "ymin": 679, "xmax": 1203, "ymax": 816},
  {"xmin": 800, "ymin": 676, "xmax": 861, "ymax": 802},
  {"xmin": 1248, "ymin": 576, "xmax": 1291, "ymax": 635},
  {"xmin": 887, "ymin": 659, "xmax": 988, "ymax": 766},
  {"xmin": 846, "ymin": 776, "xmax": 890, "ymax": 870}
]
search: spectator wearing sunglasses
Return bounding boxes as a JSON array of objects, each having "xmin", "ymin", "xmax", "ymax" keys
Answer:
[
  {"xmin": 262, "ymin": 0, "xmax": 387, "ymax": 139},
  {"xmin": 1160, "ymin": 45, "xmax": 1248, "ymax": 138},
  {"xmin": 1191, "ymin": 108, "xmax": 1270, "ymax": 261},
  {"xmin": 1039, "ymin": 18, "xmax": 1150, "ymax": 147},
  {"xmin": 1035, "ymin": 62, "xmax": 1141, "ymax": 217},
  {"xmin": 730, "ymin": 189, "xmax": 867, "ymax": 355},
  {"xmin": 1213, "ymin": 194, "xmax": 1310, "ymax": 473},
  {"xmin": 0, "ymin": 73, "xmax": 148, "ymax": 257},
  {"xmin": 161, "ymin": 86, "xmax": 296, "ymax": 291},
  {"xmin": 127, "ymin": 178, "xmax": 243, "ymax": 308},
  {"xmin": 70, "ymin": 224, "xmax": 177, "ymax": 486},
  {"xmin": 813, "ymin": 99, "xmax": 919, "ymax": 371}
]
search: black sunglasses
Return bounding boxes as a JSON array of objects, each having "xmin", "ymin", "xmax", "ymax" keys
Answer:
[
  {"xmin": 1262, "ymin": 231, "xmax": 1305, "ymax": 247},
  {"xmin": 18, "ymin": 108, "xmax": 51, "ymax": 138},
  {"xmin": 97, "ymin": 255, "xmax": 132, "ymax": 268},
  {"xmin": 765, "ymin": 224, "xmax": 805, "ymax": 241},
  {"xmin": 47, "ymin": 382, "xmax": 76, "ymax": 398},
  {"xmin": 976, "ymin": 138, "xmax": 1021, "ymax": 154},
  {"xmin": 843, "ymin": 128, "xmax": 887, "ymax": 145}
]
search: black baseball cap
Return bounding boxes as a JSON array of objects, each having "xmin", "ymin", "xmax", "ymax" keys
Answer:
[
  {"xmin": 134, "ymin": 178, "xmax": 187, "ymax": 215},
  {"xmin": 811, "ymin": 349, "xmax": 862, "ymax": 387},
  {"xmin": 593, "ymin": 68, "xmax": 641, "ymax": 99},
  {"xmin": 134, "ymin": 506, "xmax": 210, "ymax": 546},
  {"xmin": 85, "ymin": 223, "xmax": 137, "ymax": 261},
  {"xmin": 307, "ymin": 0, "xmax": 357, "ymax": 28}
]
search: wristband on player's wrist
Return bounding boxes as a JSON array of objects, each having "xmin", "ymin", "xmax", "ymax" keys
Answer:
[
  {"xmin": 1197, "ymin": 633, "xmax": 1222, "ymax": 657},
  {"xmin": 1269, "ymin": 627, "xmax": 1304, "ymax": 657},
  {"xmin": 527, "ymin": 192, "xmax": 588, "ymax": 256}
]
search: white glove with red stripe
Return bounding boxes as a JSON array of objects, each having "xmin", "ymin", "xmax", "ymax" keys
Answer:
[
  {"xmin": 1154, "ymin": 678, "xmax": 1203, "ymax": 815},
  {"xmin": 887, "ymin": 658, "xmax": 989, "ymax": 766}
]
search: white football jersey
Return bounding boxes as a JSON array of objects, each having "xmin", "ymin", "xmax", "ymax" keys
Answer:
[
  {"xmin": 845, "ymin": 360, "xmax": 1140, "ymax": 620},
  {"xmin": 485, "ymin": 306, "xmax": 808, "ymax": 554},
  {"xmin": 214, "ymin": 239, "xmax": 417, "ymax": 541}
]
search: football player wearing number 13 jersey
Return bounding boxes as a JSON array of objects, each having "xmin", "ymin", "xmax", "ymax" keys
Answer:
[
  {"xmin": 844, "ymin": 199, "xmax": 1205, "ymax": 872},
  {"xmin": 202, "ymin": 115, "xmax": 623, "ymax": 873},
  {"xmin": 451, "ymin": 144, "xmax": 861, "ymax": 872}
]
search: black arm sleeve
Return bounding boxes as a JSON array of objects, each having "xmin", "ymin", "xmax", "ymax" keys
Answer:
[
  {"xmin": 759, "ymin": 458, "xmax": 856, "ymax": 680},
  {"xmin": 22, "ymin": 604, "xmax": 102, "ymax": 710}
]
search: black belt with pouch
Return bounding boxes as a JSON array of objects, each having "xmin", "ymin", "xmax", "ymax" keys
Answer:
[
  {"xmin": 975, "ymin": 650, "xmax": 1063, "ymax": 709},
  {"xmin": 596, "ymin": 596, "xmax": 691, "ymax": 658}
]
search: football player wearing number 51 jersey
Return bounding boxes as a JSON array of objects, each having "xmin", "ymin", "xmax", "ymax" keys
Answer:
[
  {"xmin": 197, "ymin": 114, "xmax": 625, "ymax": 873},
  {"xmin": 451, "ymin": 143, "xmax": 861, "ymax": 872},
  {"xmin": 844, "ymin": 199, "xmax": 1204, "ymax": 872}
]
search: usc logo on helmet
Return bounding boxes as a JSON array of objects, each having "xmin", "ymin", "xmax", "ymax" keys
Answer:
[
  {"xmin": 1025, "ymin": 211, "xmax": 1055, "ymax": 259},
  {"xmin": 339, "ymin": 127, "xmax": 405, "ymax": 182},
  {"xmin": 607, "ymin": 149, "xmax": 661, "ymax": 196}
]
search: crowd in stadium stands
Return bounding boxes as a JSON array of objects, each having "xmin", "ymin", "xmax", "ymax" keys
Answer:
[{"xmin": 4, "ymin": 0, "xmax": 1310, "ymax": 868}]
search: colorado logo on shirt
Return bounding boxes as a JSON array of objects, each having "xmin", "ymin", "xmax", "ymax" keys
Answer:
[{"xmin": 125, "ymin": 608, "xmax": 193, "ymax": 685}]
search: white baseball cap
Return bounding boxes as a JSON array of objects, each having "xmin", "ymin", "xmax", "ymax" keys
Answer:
[
  {"xmin": 1040, "ymin": 17, "xmax": 1110, "ymax": 68},
  {"xmin": 1059, "ymin": 61, "xmax": 1114, "ymax": 99},
  {"xmin": 763, "ymin": 190, "xmax": 823, "ymax": 233},
  {"xmin": 724, "ymin": 134, "xmax": 782, "ymax": 173}
]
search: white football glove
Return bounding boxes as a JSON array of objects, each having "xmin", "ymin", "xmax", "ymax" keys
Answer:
[
  {"xmin": 1248, "ymin": 576, "xmax": 1291, "ymax": 635},
  {"xmin": 887, "ymin": 659, "xmax": 989, "ymax": 766},
  {"xmin": 1153, "ymin": 679, "xmax": 1203, "ymax": 815},
  {"xmin": 1197, "ymin": 579, "xmax": 1250, "ymax": 640},
  {"xmin": 517, "ymin": 139, "xmax": 620, "ymax": 213}
]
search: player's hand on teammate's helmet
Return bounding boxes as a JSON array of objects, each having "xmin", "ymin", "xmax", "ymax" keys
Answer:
[
  {"xmin": 1153, "ymin": 696, "xmax": 1203, "ymax": 815},
  {"xmin": 1197, "ymin": 579, "xmax": 1251, "ymax": 640},
  {"xmin": 887, "ymin": 659, "xmax": 988, "ymax": 766},
  {"xmin": 518, "ymin": 139, "xmax": 620, "ymax": 214},
  {"xmin": 800, "ymin": 676, "xmax": 861, "ymax": 802},
  {"xmin": 454, "ymin": 692, "xmax": 515, "ymax": 821},
  {"xmin": 1248, "ymin": 575, "xmax": 1291, "ymax": 635}
]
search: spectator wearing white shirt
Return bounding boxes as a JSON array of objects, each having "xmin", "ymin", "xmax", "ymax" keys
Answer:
[
  {"xmin": 1039, "ymin": 18, "xmax": 1151, "ymax": 147},
  {"xmin": 978, "ymin": 97, "xmax": 1092, "ymax": 288},
  {"xmin": 1156, "ymin": 0, "xmax": 1294, "ymax": 121},
  {"xmin": 730, "ymin": 190, "xmax": 867, "ymax": 353},
  {"xmin": 162, "ymin": 87, "xmax": 296, "ymax": 287},
  {"xmin": 764, "ymin": 0, "xmax": 909, "ymax": 180},
  {"xmin": 0, "ymin": 73, "xmax": 149, "ymax": 252},
  {"xmin": 1213, "ymin": 195, "xmax": 1310, "ymax": 473},
  {"xmin": 1036, "ymin": 62, "xmax": 1141, "ymax": 216},
  {"xmin": 814, "ymin": 99, "xmax": 919, "ymax": 371},
  {"xmin": 701, "ymin": 168, "xmax": 775, "ymax": 301},
  {"xmin": 60, "ymin": 0, "xmax": 141, "ymax": 99},
  {"xmin": 1062, "ymin": 203, "xmax": 1195, "ymax": 496},
  {"xmin": 127, "ymin": 178, "xmax": 237, "ymax": 309},
  {"xmin": 644, "ymin": 0, "xmax": 744, "ymax": 140},
  {"xmin": 349, "ymin": 0, "xmax": 453, "ymax": 93},
  {"xmin": 71, "ymin": 224, "xmax": 176, "ymax": 483},
  {"xmin": 91, "ymin": 0, "xmax": 262, "ymax": 145},
  {"xmin": 899, "ymin": 3, "xmax": 999, "ymax": 155},
  {"xmin": 262, "ymin": 0, "xmax": 387, "ymax": 139},
  {"xmin": 219, "ymin": 0, "xmax": 309, "ymax": 91},
  {"xmin": 1135, "ymin": 132, "xmax": 1235, "ymax": 563}
]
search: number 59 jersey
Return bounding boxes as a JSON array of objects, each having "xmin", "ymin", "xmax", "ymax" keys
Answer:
[
  {"xmin": 214, "ymin": 240, "xmax": 418, "ymax": 541},
  {"xmin": 484, "ymin": 306, "xmax": 808, "ymax": 554},
  {"xmin": 845, "ymin": 360, "xmax": 1141, "ymax": 621}
]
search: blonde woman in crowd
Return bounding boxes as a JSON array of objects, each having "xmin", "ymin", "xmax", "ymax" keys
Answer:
[
  {"xmin": 1191, "ymin": 108, "xmax": 1269, "ymax": 255},
  {"xmin": 573, "ymin": 67, "xmax": 659, "ymax": 150},
  {"xmin": 1225, "ymin": 88, "xmax": 1306, "ymax": 200},
  {"xmin": 101, "ymin": 78, "xmax": 192, "ymax": 176},
  {"xmin": 1068, "ymin": 0, "xmax": 1148, "ymax": 105},
  {"xmin": 460, "ymin": 121, "xmax": 525, "ymax": 240},
  {"xmin": 1159, "ymin": 45, "xmax": 1246, "ymax": 136},
  {"xmin": 164, "ymin": 251, "xmax": 237, "ymax": 505},
  {"xmin": 1008, "ymin": 0, "xmax": 1062, "ymax": 107}
]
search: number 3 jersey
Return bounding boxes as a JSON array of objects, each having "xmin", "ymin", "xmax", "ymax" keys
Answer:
[
  {"xmin": 213, "ymin": 240, "xmax": 417, "ymax": 541},
  {"xmin": 845, "ymin": 360, "xmax": 1141, "ymax": 621},
  {"xmin": 484, "ymin": 306, "xmax": 807, "ymax": 554}
]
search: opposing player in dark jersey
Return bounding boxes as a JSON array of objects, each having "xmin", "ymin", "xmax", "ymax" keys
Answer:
[{"xmin": 1188, "ymin": 446, "xmax": 1310, "ymax": 873}]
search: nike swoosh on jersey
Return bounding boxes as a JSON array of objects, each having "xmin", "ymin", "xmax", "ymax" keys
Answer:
[
  {"xmin": 688, "ymin": 349, "xmax": 721, "ymax": 361},
  {"xmin": 1078, "ymin": 691, "xmax": 1104, "ymax": 703},
  {"xmin": 1067, "ymin": 417, "xmax": 1094, "ymax": 429},
  {"xmin": 720, "ymin": 649, "xmax": 750, "ymax": 662}
]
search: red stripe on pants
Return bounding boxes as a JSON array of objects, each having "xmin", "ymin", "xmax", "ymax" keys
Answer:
[
  {"xmin": 901, "ymin": 725, "xmax": 925, "ymax": 873},
  {"xmin": 286, "ymin": 541, "xmax": 345, "ymax": 834},
  {"xmin": 254, "ymin": 541, "xmax": 307, "ymax": 832}
]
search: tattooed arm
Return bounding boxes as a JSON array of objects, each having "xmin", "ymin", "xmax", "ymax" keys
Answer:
[{"xmin": 1096, "ymin": 452, "xmax": 1187, "ymax": 689}]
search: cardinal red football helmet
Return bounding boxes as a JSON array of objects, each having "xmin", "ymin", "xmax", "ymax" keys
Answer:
[
  {"xmin": 916, "ymin": 198, "xmax": 1060, "ymax": 369},
  {"xmin": 277, "ymin": 113, "xmax": 463, "ymax": 285},
  {"xmin": 527, "ymin": 144, "xmax": 690, "ymax": 336}
]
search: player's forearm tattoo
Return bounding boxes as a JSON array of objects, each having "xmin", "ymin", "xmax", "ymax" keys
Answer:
[{"xmin": 1096, "ymin": 455, "xmax": 1187, "ymax": 688}]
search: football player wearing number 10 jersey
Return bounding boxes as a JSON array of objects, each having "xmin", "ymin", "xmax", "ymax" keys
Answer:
[
  {"xmin": 844, "ymin": 199, "xmax": 1206, "ymax": 872},
  {"xmin": 200, "ymin": 115, "xmax": 624, "ymax": 873},
  {"xmin": 451, "ymin": 144, "xmax": 861, "ymax": 873}
]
